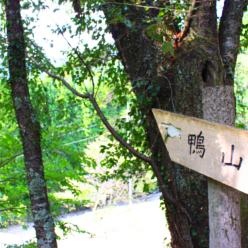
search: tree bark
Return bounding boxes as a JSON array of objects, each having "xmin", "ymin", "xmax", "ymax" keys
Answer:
[
  {"xmin": 4, "ymin": 1, "xmax": 57, "ymax": 247},
  {"xmin": 102, "ymin": 0, "xmax": 247, "ymax": 247},
  {"xmin": 241, "ymin": 193, "xmax": 248, "ymax": 248}
]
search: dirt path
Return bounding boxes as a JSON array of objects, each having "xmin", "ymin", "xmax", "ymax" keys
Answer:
[{"xmin": 0, "ymin": 195, "xmax": 171, "ymax": 248}]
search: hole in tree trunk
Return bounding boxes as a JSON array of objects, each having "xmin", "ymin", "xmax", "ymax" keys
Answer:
[{"xmin": 202, "ymin": 61, "xmax": 213, "ymax": 86}]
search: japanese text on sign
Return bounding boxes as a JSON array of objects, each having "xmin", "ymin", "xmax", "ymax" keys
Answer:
[{"xmin": 188, "ymin": 131, "xmax": 205, "ymax": 158}]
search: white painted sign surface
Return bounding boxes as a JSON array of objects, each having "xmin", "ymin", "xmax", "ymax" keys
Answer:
[{"xmin": 152, "ymin": 109, "xmax": 248, "ymax": 194}]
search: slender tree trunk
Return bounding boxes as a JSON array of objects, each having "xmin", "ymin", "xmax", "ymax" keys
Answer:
[
  {"xmin": 4, "ymin": 1, "xmax": 57, "ymax": 247},
  {"xmin": 102, "ymin": 0, "xmax": 247, "ymax": 246}
]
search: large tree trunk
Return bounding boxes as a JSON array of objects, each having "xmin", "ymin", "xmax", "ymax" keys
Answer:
[
  {"xmin": 102, "ymin": 0, "xmax": 247, "ymax": 246},
  {"xmin": 5, "ymin": 1, "xmax": 57, "ymax": 247}
]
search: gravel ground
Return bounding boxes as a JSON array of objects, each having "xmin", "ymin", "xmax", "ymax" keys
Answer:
[{"xmin": 0, "ymin": 194, "xmax": 171, "ymax": 248}]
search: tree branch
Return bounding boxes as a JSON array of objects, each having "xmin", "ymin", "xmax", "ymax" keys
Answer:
[
  {"xmin": 27, "ymin": 54, "xmax": 190, "ymax": 219},
  {"xmin": 99, "ymin": 2, "xmax": 164, "ymax": 10},
  {"xmin": 90, "ymin": 95, "xmax": 190, "ymax": 219},
  {"xmin": 219, "ymin": 0, "xmax": 247, "ymax": 86},
  {"xmin": 36, "ymin": 3, "xmax": 95, "ymax": 95},
  {"xmin": 26, "ymin": 54, "xmax": 90, "ymax": 99},
  {"xmin": 179, "ymin": 0, "xmax": 197, "ymax": 42},
  {"xmin": 0, "ymin": 207, "xmax": 27, "ymax": 212},
  {"xmin": 0, "ymin": 153, "xmax": 23, "ymax": 168},
  {"xmin": 73, "ymin": 48, "xmax": 95, "ymax": 95}
]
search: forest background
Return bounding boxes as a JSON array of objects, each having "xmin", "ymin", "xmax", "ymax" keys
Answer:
[{"xmin": 0, "ymin": 0, "xmax": 159, "ymax": 239}]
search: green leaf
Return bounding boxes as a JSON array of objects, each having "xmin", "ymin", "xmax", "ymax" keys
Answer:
[
  {"xmin": 147, "ymin": 24, "xmax": 158, "ymax": 32},
  {"xmin": 168, "ymin": 40, "xmax": 174, "ymax": 56},
  {"xmin": 162, "ymin": 42, "xmax": 168, "ymax": 54}
]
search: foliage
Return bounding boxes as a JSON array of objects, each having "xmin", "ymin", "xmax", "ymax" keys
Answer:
[
  {"xmin": 0, "ymin": 0, "xmax": 120, "ymax": 225},
  {"xmin": 235, "ymin": 49, "xmax": 248, "ymax": 129},
  {"xmin": 240, "ymin": 12, "xmax": 248, "ymax": 49},
  {"xmin": 236, "ymin": 12, "xmax": 248, "ymax": 129},
  {"xmin": 4, "ymin": 241, "xmax": 38, "ymax": 248},
  {"xmin": 55, "ymin": 219, "xmax": 95, "ymax": 239},
  {"xmin": 0, "ymin": 0, "xmax": 153, "ymax": 231}
]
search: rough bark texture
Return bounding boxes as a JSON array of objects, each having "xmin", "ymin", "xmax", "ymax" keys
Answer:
[
  {"xmin": 241, "ymin": 193, "xmax": 248, "ymax": 248},
  {"xmin": 219, "ymin": 0, "xmax": 246, "ymax": 86},
  {"xmin": 5, "ymin": 1, "xmax": 57, "ymax": 247},
  {"xmin": 102, "ymin": 0, "xmax": 247, "ymax": 247},
  {"xmin": 203, "ymin": 86, "xmax": 241, "ymax": 247}
]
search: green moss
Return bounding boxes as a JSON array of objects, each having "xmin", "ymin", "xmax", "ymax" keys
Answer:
[
  {"xmin": 29, "ymin": 177, "xmax": 46, "ymax": 200},
  {"xmin": 14, "ymin": 97, "xmax": 22, "ymax": 109},
  {"xmin": 230, "ymin": 211, "xmax": 238, "ymax": 229},
  {"xmin": 31, "ymin": 113, "xmax": 38, "ymax": 124},
  {"xmin": 224, "ymin": 229, "xmax": 230, "ymax": 242},
  {"xmin": 34, "ymin": 209, "xmax": 47, "ymax": 221},
  {"xmin": 44, "ymin": 216, "xmax": 56, "ymax": 241},
  {"xmin": 24, "ymin": 96, "xmax": 33, "ymax": 109},
  {"xmin": 37, "ymin": 238, "xmax": 50, "ymax": 248}
]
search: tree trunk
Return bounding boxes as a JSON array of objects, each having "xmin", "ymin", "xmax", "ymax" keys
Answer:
[
  {"xmin": 4, "ymin": 1, "xmax": 57, "ymax": 247},
  {"xmin": 102, "ymin": 0, "xmax": 247, "ymax": 246}
]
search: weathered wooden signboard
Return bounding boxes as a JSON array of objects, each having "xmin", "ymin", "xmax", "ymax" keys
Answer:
[{"xmin": 152, "ymin": 108, "xmax": 248, "ymax": 194}]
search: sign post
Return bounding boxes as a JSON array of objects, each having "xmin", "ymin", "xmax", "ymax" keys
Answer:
[{"xmin": 153, "ymin": 86, "xmax": 244, "ymax": 246}]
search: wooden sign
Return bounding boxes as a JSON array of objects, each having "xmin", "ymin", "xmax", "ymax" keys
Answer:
[{"xmin": 152, "ymin": 109, "xmax": 248, "ymax": 194}]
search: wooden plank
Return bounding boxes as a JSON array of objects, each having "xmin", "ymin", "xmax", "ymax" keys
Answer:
[
  {"xmin": 152, "ymin": 108, "xmax": 248, "ymax": 194},
  {"xmin": 203, "ymin": 86, "xmax": 240, "ymax": 247}
]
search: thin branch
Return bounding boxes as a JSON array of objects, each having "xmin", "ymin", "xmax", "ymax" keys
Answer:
[
  {"xmin": 159, "ymin": 75, "xmax": 175, "ymax": 112},
  {"xmin": 0, "ymin": 153, "xmax": 23, "ymax": 168},
  {"xmin": 149, "ymin": 132, "xmax": 160, "ymax": 152},
  {"xmin": 43, "ymin": 102, "xmax": 87, "ymax": 113},
  {"xmin": 73, "ymin": 48, "xmax": 95, "ymax": 96},
  {"xmin": 62, "ymin": 135, "xmax": 99, "ymax": 146},
  {"xmin": 179, "ymin": 0, "xmax": 197, "ymax": 42},
  {"xmin": 0, "ymin": 175, "xmax": 25, "ymax": 183},
  {"xmin": 0, "ymin": 207, "xmax": 27, "ymax": 212},
  {"xmin": 26, "ymin": 54, "xmax": 89, "ymax": 99},
  {"xmin": 39, "ymin": 4, "xmax": 95, "ymax": 94},
  {"xmin": 171, "ymin": 216, "xmax": 188, "ymax": 247},
  {"xmin": 100, "ymin": 2, "xmax": 165, "ymax": 10},
  {"xmin": 59, "ymin": 34, "xmax": 94, "ymax": 94},
  {"xmin": 95, "ymin": 67, "xmax": 104, "ymax": 99}
]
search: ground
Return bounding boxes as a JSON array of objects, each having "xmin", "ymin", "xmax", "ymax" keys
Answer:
[{"xmin": 0, "ymin": 193, "xmax": 171, "ymax": 248}]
